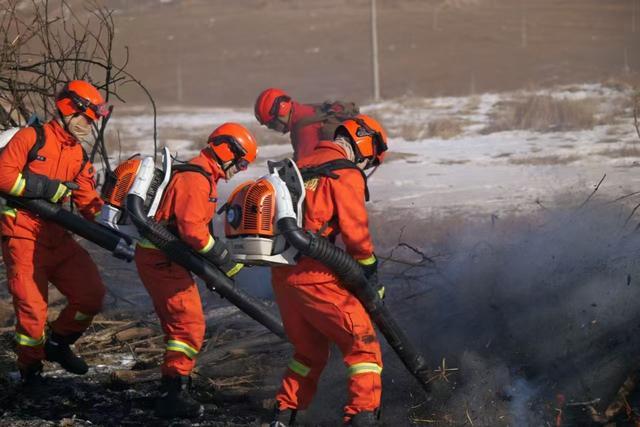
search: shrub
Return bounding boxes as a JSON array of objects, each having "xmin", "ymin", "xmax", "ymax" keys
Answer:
[{"xmin": 484, "ymin": 95, "xmax": 597, "ymax": 133}]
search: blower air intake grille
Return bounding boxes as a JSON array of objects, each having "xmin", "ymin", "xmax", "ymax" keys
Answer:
[
  {"xmin": 241, "ymin": 181, "xmax": 275, "ymax": 236},
  {"xmin": 102, "ymin": 158, "xmax": 141, "ymax": 208}
]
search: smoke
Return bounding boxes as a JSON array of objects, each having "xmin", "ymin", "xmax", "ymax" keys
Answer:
[
  {"xmin": 376, "ymin": 200, "xmax": 640, "ymax": 425},
  {"xmin": 302, "ymin": 199, "xmax": 640, "ymax": 425}
]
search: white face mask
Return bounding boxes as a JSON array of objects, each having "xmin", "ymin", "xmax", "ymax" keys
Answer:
[
  {"xmin": 63, "ymin": 114, "xmax": 93, "ymax": 142},
  {"xmin": 223, "ymin": 161, "xmax": 239, "ymax": 180}
]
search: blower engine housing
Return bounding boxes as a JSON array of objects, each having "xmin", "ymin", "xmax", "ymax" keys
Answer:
[
  {"xmin": 97, "ymin": 147, "xmax": 173, "ymax": 239},
  {"xmin": 224, "ymin": 159, "xmax": 304, "ymax": 266}
]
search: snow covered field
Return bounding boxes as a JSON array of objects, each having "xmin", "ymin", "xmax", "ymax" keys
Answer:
[{"xmin": 107, "ymin": 83, "xmax": 639, "ymax": 222}]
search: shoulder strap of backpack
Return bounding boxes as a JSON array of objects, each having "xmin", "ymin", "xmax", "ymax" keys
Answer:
[
  {"xmin": 299, "ymin": 158, "xmax": 370, "ymax": 201},
  {"xmin": 26, "ymin": 124, "xmax": 46, "ymax": 165},
  {"xmin": 171, "ymin": 163, "xmax": 214, "ymax": 199},
  {"xmin": 72, "ymin": 146, "xmax": 90, "ymax": 180}
]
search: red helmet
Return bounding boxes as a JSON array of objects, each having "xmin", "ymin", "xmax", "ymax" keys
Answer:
[
  {"xmin": 208, "ymin": 123, "xmax": 258, "ymax": 170},
  {"xmin": 55, "ymin": 80, "xmax": 109, "ymax": 122},
  {"xmin": 337, "ymin": 114, "xmax": 388, "ymax": 166},
  {"xmin": 254, "ymin": 88, "xmax": 293, "ymax": 126}
]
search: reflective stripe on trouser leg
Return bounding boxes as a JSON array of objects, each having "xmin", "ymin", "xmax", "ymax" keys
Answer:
[
  {"xmin": 288, "ymin": 358, "xmax": 311, "ymax": 377},
  {"xmin": 347, "ymin": 362, "xmax": 383, "ymax": 377},
  {"xmin": 15, "ymin": 332, "xmax": 45, "ymax": 347},
  {"xmin": 166, "ymin": 339, "xmax": 199, "ymax": 359}
]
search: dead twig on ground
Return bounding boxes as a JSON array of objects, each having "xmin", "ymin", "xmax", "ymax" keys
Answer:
[
  {"xmin": 427, "ymin": 358, "xmax": 459, "ymax": 384},
  {"xmin": 603, "ymin": 369, "xmax": 639, "ymax": 420},
  {"xmin": 578, "ymin": 173, "xmax": 606, "ymax": 209},
  {"xmin": 566, "ymin": 398, "xmax": 601, "ymax": 407}
]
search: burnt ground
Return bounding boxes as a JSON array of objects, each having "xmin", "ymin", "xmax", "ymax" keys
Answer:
[{"xmin": 3, "ymin": 201, "xmax": 640, "ymax": 426}]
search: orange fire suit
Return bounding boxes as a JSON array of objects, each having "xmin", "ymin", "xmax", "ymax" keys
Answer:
[
  {"xmin": 134, "ymin": 149, "xmax": 226, "ymax": 377},
  {"xmin": 290, "ymin": 102, "xmax": 323, "ymax": 161},
  {"xmin": 0, "ymin": 120, "xmax": 105, "ymax": 369},
  {"xmin": 271, "ymin": 141, "xmax": 383, "ymax": 420}
]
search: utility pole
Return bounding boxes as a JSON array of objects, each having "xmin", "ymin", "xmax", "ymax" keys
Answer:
[
  {"xmin": 176, "ymin": 60, "xmax": 183, "ymax": 104},
  {"xmin": 371, "ymin": 0, "xmax": 381, "ymax": 101}
]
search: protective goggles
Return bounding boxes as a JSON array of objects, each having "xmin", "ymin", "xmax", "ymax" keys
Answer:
[
  {"xmin": 62, "ymin": 89, "xmax": 110, "ymax": 119},
  {"xmin": 235, "ymin": 157, "xmax": 250, "ymax": 171},
  {"xmin": 209, "ymin": 135, "xmax": 249, "ymax": 169}
]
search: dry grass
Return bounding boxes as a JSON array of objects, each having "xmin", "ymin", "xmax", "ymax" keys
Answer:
[
  {"xmin": 483, "ymin": 95, "xmax": 597, "ymax": 133},
  {"xmin": 492, "ymin": 152, "xmax": 513, "ymax": 159},
  {"xmin": 597, "ymin": 145, "xmax": 640, "ymax": 158},
  {"xmin": 508, "ymin": 154, "xmax": 581, "ymax": 166},
  {"xmin": 385, "ymin": 152, "xmax": 418, "ymax": 162},
  {"xmin": 601, "ymin": 77, "xmax": 634, "ymax": 92},
  {"xmin": 460, "ymin": 95, "xmax": 482, "ymax": 115},
  {"xmin": 428, "ymin": 118, "xmax": 465, "ymax": 139},
  {"xmin": 397, "ymin": 118, "xmax": 466, "ymax": 141},
  {"xmin": 437, "ymin": 159, "xmax": 469, "ymax": 165},
  {"xmin": 598, "ymin": 96, "xmax": 634, "ymax": 126}
]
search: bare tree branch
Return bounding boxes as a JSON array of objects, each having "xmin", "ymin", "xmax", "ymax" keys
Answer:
[{"xmin": 0, "ymin": 0, "xmax": 158, "ymax": 173}]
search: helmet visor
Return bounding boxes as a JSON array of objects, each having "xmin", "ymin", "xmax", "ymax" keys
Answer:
[
  {"xmin": 65, "ymin": 89, "xmax": 110, "ymax": 120},
  {"xmin": 209, "ymin": 135, "xmax": 248, "ymax": 161}
]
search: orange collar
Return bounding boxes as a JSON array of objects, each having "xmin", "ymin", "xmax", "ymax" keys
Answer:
[{"xmin": 193, "ymin": 148, "xmax": 225, "ymax": 182}]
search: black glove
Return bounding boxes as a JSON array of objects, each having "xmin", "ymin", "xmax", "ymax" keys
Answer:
[
  {"xmin": 203, "ymin": 238, "xmax": 244, "ymax": 278},
  {"xmin": 360, "ymin": 256, "xmax": 385, "ymax": 299},
  {"xmin": 23, "ymin": 172, "xmax": 77, "ymax": 202}
]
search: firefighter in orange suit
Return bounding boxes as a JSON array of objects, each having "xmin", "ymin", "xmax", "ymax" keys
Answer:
[
  {"xmin": 254, "ymin": 88, "xmax": 357, "ymax": 161},
  {"xmin": 134, "ymin": 123, "xmax": 258, "ymax": 419},
  {"xmin": 270, "ymin": 115, "xmax": 389, "ymax": 426},
  {"xmin": 0, "ymin": 80, "xmax": 109, "ymax": 384}
]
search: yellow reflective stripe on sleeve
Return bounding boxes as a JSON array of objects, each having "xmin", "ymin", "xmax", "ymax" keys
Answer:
[
  {"xmin": 74, "ymin": 311, "xmax": 93, "ymax": 321},
  {"xmin": 198, "ymin": 235, "xmax": 215, "ymax": 254},
  {"xmin": 225, "ymin": 263, "xmax": 244, "ymax": 277},
  {"xmin": 288, "ymin": 359, "xmax": 311, "ymax": 377},
  {"xmin": 166, "ymin": 339, "xmax": 199, "ymax": 359},
  {"xmin": 1, "ymin": 206, "xmax": 17, "ymax": 218},
  {"xmin": 347, "ymin": 362, "xmax": 382, "ymax": 377},
  {"xmin": 51, "ymin": 183, "xmax": 68, "ymax": 202},
  {"xmin": 15, "ymin": 333, "xmax": 45, "ymax": 347},
  {"xmin": 137, "ymin": 239, "xmax": 158, "ymax": 250},
  {"xmin": 9, "ymin": 173, "xmax": 26, "ymax": 196},
  {"xmin": 93, "ymin": 210, "xmax": 102, "ymax": 218},
  {"xmin": 357, "ymin": 255, "xmax": 377, "ymax": 266}
]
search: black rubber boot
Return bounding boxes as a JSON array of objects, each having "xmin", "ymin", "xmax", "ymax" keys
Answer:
[
  {"xmin": 44, "ymin": 332, "xmax": 88, "ymax": 375},
  {"xmin": 270, "ymin": 403, "xmax": 298, "ymax": 426},
  {"xmin": 154, "ymin": 375, "xmax": 204, "ymax": 419},
  {"xmin": 348, "ymin": 411, "xmax": 380, "ymax": 426},
  {"xmin": 19, "ymin": 361, "xmax": 46, "ymax": 387}
]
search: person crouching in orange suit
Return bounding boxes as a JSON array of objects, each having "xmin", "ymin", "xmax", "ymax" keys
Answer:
[
  {"xmin": 270, "ymin": 114, "xmax": 389, "ymax": 427},
  {"xmin": 0, "ymin": 80, "xmax": 109, "ymax": 385},
  {"xmin": 134, "ymin": 123, "xmax": 258, "ymax": 419}
]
